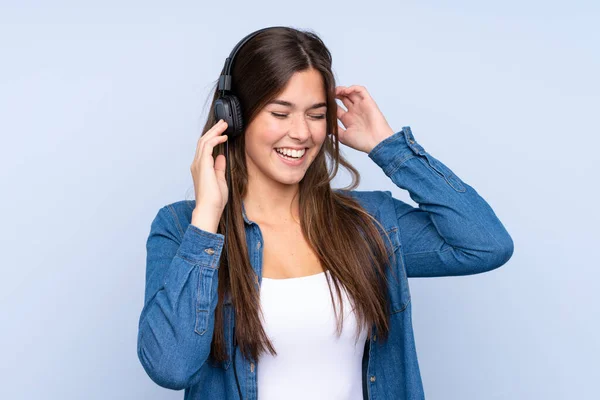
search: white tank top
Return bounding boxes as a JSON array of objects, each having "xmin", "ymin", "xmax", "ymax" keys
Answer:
[{"xmin": 257, "ymin": 270, "xmax": 368, "ymax": 400}]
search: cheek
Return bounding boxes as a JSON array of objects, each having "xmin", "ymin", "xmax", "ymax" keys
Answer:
[
  {"xmin": 257, "ymin": 119, "xmax": 286, "ymax": 142},
  {"xmin": 246, "ymin": 124, "xmax": 280, "ymax": 151},
  {"xmin": 312, "ymin": 130, "xmax": 328, "ymax": 148}
]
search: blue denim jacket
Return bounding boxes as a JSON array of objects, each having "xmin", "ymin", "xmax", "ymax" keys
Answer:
[{"xmin": 137, "ymin": 126, "xmax": 514, "ymax": 399}]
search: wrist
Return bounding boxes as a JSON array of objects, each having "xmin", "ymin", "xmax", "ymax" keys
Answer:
[
  {"xmin": 367, "ymin": 127, "xmax": 395, "ymax": 154},
  {"xmin": 191, "ymin": 208, "xmax": 221, "ymax": 234}
]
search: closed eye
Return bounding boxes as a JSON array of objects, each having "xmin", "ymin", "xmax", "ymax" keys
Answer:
[{"xmin": 271, "ymin": 112, "xmax": 326, "ymax": 120}]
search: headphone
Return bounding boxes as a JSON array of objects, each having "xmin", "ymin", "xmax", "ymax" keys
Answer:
[{"xmin": 214, "ymin": 25, "xmax": 289, "ymax": 138}]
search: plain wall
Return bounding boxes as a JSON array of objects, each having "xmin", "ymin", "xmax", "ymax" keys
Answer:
[{"xmin": 1, "ymin": 1, "xmax": 598, "ymax": 399}]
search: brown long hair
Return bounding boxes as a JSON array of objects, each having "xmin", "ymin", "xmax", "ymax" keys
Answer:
[{"xmin": 192, "ymin": 27, "xmax": 397, "ymax": 364}]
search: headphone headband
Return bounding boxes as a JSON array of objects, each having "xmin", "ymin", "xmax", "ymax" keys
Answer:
[{"xmin": 218, "ymin": 26, "xmax": 288, "ymax": 93}]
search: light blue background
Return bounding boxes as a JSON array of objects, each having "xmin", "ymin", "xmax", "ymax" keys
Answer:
[{"xmin": 1, "ymin": 1, "xmax": 598, "ymax": 399}]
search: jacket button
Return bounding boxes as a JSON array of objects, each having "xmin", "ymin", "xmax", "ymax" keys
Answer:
[
  {"xmin": 204, "ymin": 248, "xmax": 215, "ymax": 255},
  {"xmin": 373, "ymin": 334, "xmax": 377, "ymax": 341},
  {"xmin": 250, "ymin": 363, "xmax": 255, "ymax": 373},
  {"xmin": 257, "ymin": 241, "xmax": 261, "ymax": 249},
  {"xmin": 408, "ymin": 139, "xmax": 415, "ymax": 144},
  {"xmin": 370, "ymin": 376, "xmax": 376, "ymax": 382}
]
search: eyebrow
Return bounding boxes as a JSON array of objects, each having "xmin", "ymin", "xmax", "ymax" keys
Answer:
[{"xmin": 267, "ymin": 99, "xmax": 327, "ymax": 110}]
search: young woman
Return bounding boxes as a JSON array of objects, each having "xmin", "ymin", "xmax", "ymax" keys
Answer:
[{"xmin": 136, "ymin": 26, "xmax": 514, "ymax": 400}]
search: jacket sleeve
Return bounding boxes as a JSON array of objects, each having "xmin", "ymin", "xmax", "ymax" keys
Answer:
[
  {"xmin": 137, "ymin": 205, "xmax": 224, "ymax": 389},
  {"xmin": 368, "ymin": 126, "xmax": 514, "ymax": 278}
]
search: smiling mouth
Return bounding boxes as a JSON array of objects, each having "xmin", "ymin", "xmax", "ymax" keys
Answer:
[{"xmin": 274, "ymin": 148, "xmax": 308, "ymax": 163}]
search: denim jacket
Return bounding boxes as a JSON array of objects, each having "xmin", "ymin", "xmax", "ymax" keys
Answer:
[{"xmin": 137, "ymin": 126, "xmax": 514, "ymax": 399}]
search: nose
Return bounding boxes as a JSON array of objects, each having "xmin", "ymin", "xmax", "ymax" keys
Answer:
[{"xmin": 288, "ymin": 114, "xmax": 311, "ymax": 143}]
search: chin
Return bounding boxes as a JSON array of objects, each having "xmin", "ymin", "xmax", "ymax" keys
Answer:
[{"xmin": 273, "ymin": 174, "xmax": 305, "ymax": 186}]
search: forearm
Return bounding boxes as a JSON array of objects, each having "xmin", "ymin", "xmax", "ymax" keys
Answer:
[
  {"xmin": 137, "ymin": 208, "xmax": 224, "ymax": 388},
  {"xmin": 369, "ymin": 127, "xmax": 514, "ymax": 277}
]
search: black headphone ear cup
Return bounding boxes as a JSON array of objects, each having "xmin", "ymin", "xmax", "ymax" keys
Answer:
[
  {"xmin": 214, "ymin": 95, "xmax": 244, "ymax": 138},
  {"xmin": 214, "ymin": 97, "xmax": 228, "ymax": 126},
  {"xmin": 229, "ymin": 95, "xmax": 244, "ymax": 138}
]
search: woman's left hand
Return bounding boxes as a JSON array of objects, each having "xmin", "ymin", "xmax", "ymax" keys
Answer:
[{"xmin": 335, "ymin": 85, "xmax": 395, "ymax": 154}]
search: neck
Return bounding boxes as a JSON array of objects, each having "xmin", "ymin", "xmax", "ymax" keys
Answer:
[{"xmin": 243, "ymin": 180, "xmax": 301, "ymax": 225}]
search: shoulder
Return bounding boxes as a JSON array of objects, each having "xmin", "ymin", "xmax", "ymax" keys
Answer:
[
  {"xmin": 333, "ymin": 188, "xmax": 392, "ymax": 217},
  {"xmin": 334, "ymin": 188, "xmax": 400, "ymax": 250}
]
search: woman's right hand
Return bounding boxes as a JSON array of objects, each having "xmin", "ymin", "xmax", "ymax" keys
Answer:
[{"xmin": 191, "ymin": 119, "xmax": 230, "ymax": 217}]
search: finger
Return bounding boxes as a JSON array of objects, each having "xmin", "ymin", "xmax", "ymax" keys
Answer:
[
  {"xmin": 203, "ymin": 133, "xmax": 228, "ymax": 156},
  {"xmin": 335, "ymin": 86, "xmax": 354, "ymax": 104},
  {"xmin": 200, "ymin": 134, "xmax": 228, "ymax": 171},
  {"xmin": 204, "ymin": 119, "xmax": 228, "ymax": 140},
  {"xmin": 197, "ymin": 132, "xmax": 228, "ymax": 163},
  {"xmin": 198, "ymin": 120, "xmax": 228, "ymax": 150},
  {"xmin": 336, "ymin": 103, "xmax": 347, "ymax": 120},
  {"xmin": 337, "ymin": 122, "xmax": 346, "ymax": 137},
  {"xmin": 336, "ymin": 92, "xmax": 354, "ymax": 109},
  {"xmin": 195, "ymin": 120, "xmax": 228, "ymax": 160},
  {"xmin": 214, "ymin": 154, "xmax": 227, "ymax": 181},
  {"xmin": 347, "ymin": 91, "xmax": 361, "ymax": 104},
  {"xmin": 344, "ymin": 85, "xmax": 366, "ymax": 102},
  {"xmin": 335, "ymin": 85, "xmax": 348, "ymax": 96}
]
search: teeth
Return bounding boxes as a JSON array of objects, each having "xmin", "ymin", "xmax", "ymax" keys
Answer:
[{"xmin": 275, "ymin": 148, "xmax": 306, "ymax": 158}]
